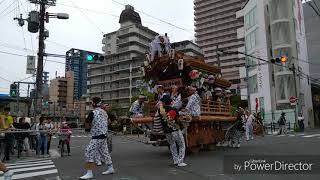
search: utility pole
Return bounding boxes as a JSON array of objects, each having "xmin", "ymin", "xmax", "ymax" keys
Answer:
[
  {"xmin": 35, "ymin": 1, "xmax": 46, "ymax": 115},
  {"xmin": 292, "ymin": 63, "xmax": 298, "ymax": 128},
  {"xmin": 13, "ymin": 0, "xmax": 69, "ymax": 118},
  {"xmin": 246, "ymin": 64, "xmax": 251, "ymax": 111}
]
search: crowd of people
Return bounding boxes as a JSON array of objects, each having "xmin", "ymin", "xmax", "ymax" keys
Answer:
[{"xmin": 0, "ymin": 107, "xmax": 73, "ymax": 180}]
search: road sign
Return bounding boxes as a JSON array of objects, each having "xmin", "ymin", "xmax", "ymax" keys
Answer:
[
  {"xmin": 26, "ymin": 55, "xmax": 36, "ymax": 74},
  {"xmin": 289, "ymin": 96, "xmax": 297, "ymax": 103},
  {"xmin": 289, "ymin": 96, "xmax": 297, "ymax": 106}
]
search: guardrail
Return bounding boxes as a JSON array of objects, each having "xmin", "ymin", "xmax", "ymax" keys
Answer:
[{"xmin": 263, "ymin": 122, "xmax": 297, "ymax": 134}]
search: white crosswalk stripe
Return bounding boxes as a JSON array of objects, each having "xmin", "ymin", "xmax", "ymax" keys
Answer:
[
  {"xmin": 269, "ymin": 132, "xmax": 320, "ymax": 139},
  {"xmin": 2, "ymin": 158, "xmax": 59, "ymax": 180},
  {"xmin": 301, "ymin": 133, "xmax": 320, "ymax": 138}
]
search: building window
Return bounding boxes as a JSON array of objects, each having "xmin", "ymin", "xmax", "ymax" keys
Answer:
[
  {"xmin": 245, "ymin": 29, "xmax": 258, "ymax": 51},
  {"xmin": 248, "ymin": 75, "xmax": 258, "ymax": 93},
  {"xmin": 245, "ymin": 6, "xmax": 257, "ymax": 30},
  {"xmin": 247, "ymin": 56, "xmax": 256, "ymax": 70},
  {"xmin": 230, "ymin": 79, "xmax": 241, "ymax": 84}
]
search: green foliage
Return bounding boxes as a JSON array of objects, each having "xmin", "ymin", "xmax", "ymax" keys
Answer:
[
  {"xmin": 230, "ymin": 95, "xmax": 248, "ymax": 114},
  {"xmin": 109, "ymin": 103, "xmax": 129, "ymax": 117}
]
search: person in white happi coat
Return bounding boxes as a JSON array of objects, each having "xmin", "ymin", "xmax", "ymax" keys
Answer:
[
  {"xmin": 179, "ymin": 86, "xmax": 201, "ymax": 117},
  {"xmin": 159, "ymin": 95, "xmax": 187, "ymax": 167},
  {"xmin": 170, "ymin": 85, "xmax": 182, "ymax": 110},
  {"xmin": 245, "ymin": 111, "xmax": 254, "ymax": 141},
  {"xmin": 129, "ymin": 95, "xmax": 145, "ymax": 117},
  {"xmin": 80, "ymin": 97, "xmax": 114, "ymax": 179}
]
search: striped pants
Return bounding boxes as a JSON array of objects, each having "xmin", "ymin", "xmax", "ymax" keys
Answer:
[{"xmin": 166, "ymin": 130, "xmax": 186, "ymax": 164}]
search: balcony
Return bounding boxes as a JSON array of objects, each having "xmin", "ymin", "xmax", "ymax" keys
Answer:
[
  {"xmin": 195, "ymin": 0, "xmax": 241, "ymax": 16},
  {"xmin": 195, "ymin": 4, "xmax": 239, "ymax": 20}
]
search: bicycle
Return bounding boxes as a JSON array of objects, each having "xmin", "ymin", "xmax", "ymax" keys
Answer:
[{"xmin": 58, "ymin": 133, "xmax": 70, "ymax": 157}]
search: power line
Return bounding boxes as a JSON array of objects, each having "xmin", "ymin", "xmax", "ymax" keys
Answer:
[
  {"xmin": 308, "ymin": 1, "xmax": 320, "ymax": 17},
  {"xmin": 57, "ymin": 2, "xmax": 119, "ymax": 17},
  {"xmin": 0, "ymin": 0, "xmax": 15, "ymax": 16},
  {"xmin": 292, "ymin": 56, "xmax": 320, "ymax": 66},
  {"xmin": 56, "ymin": 2, "xmax": 160, "ymax": 26},
  {"xmin": 313, "ymin": 0, "xmax": 320, "ymax": 14},
  {"xmin": 45, "ymin": 40, "xmax": 72, "ymax": 49},
  {"xmin": 0, "ymin": 0, "xmax": 7, "ymax": 6},
  {"xmin": 0, "ymin": 75, "xmax": 11, "ymax": 83},
  {"xmin": 220, "ymin": 49, "xmax": 319, "ymax": 85},
  {"xmin": 111, "ymin": 0, "xmax": 193, "ymax": 34},
  {"xmin": 0, "ymin": 50, "xmax": 65, "ymax": 64},
  {"xmin": 70, "ymin": 0, "xmax": 104, "ymax": 34}
]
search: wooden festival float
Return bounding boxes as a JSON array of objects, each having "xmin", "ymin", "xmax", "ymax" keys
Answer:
[{"xmin": 131, "ymin": 35, "xmax": 237, "ymax": 153}]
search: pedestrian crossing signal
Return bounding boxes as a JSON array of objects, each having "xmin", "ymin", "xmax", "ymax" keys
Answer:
[{"xmin": 10, "ymin": 84, "xmax": 18, "ymax": 97}]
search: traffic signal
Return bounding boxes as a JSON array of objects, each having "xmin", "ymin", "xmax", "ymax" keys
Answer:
[
  {"xmin": 271, "ymin": 56, "xmax": 287, "ymax": 64},
  {"xmin": 86, "ymin": 53, "xmax": 104, "ymax": 63},
  {"xmin": 27, "ymin": 11, "xmax": 40, "ymax": 33},
  {"xmin": 10, "ymin": 84, "xmax": 18, "ymax": 97}
]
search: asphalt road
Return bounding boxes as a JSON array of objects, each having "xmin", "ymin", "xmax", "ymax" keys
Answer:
[{"xmin": 6, "ymin": 129, "xmax": 320, "ymax": 180}]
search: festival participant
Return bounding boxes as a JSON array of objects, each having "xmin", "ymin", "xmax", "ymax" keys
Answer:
[
  {"xmin": 129, "ymin": 95, "xmax": 145, "ymax": 117},
  {"xmin": 0, "ymin": 107, "xmax": 14, "ymax": 161},
  {"xmin": 245, "ymin": 111, "xmax": 254, "ymax": 141},
  {"xmin": 38, "ymin": 117, "xmax": 49, "ymax": 157},
  {"xmin": 230, "ymin": 109, "xmax": 245, "ymax": 148},
  {"xmin": 278, "ymin": 112, "xmax": 287, "ymax": 135},
  {"xmin": 0, "ymin": 162, "xmax": 13, "ymax": 180},
  {"xmin": 170, "ymin": 85, "xmax": 182, "ymax": 110},
  {"xmin": 59, "ymin": 122, "xmax": 72, "ymax": 156},
  {"xmin": 96, "ymin": 103, "xmax": 113, "ymax": 166},
  {"xmin": 158, "ymin": 95, "xmax": 187, "ymax": 167},
  {"xmin": 79, "ymin": 97, "xmax": 114, "ymax": 179},
  {"xmin": 45, "ymin": 117, "xmax": 54, "ymax": 155},
  {"xmin": 179, "ymin": 86, "xmax": 201, "ymax": 117}
]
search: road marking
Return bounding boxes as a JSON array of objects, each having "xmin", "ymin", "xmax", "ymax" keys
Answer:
[
  {"xmin": 302, "ymin": 134, "xmax": 320, "ymax": 138},
  {"xmin": 52, "ymin": 136, "xmax": 57, "ymax": 139},
  {"xmin": 277, "ymin": 135, "xmax": 286, "ymax": 137},
  {"xmin": 77, "ymin": 135, "xmax": 82, "ymax": 137},
  {"xmin": 6, "ymin": 159, "xmax": 51, "ymax": 166},
  {"xmin": 7, "ymin": 161, "xmax": 53, "ymax": 168},
  {"xmin": 5, "ymin": 158, "xmax": 58, "ymax": 180},
  {"xmin": 11, "ymin": 165, "xmax": 55, "ymax": 173},
  {"xmin": 12, "ymin": 169, "xmax": 58, "ymax": 180},
  {"xmin": 71, "ymin": 135, "xmax": 75, "ymax": 137},
  {"xmin": 288, "ymin": 134, "xmax": 296, "ymax": 137}
]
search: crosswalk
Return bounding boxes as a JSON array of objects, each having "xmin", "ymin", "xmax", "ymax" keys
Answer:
[
  {"xmin": 268, "ymin": 132, "xmax": 320, "ymax": 139},
  {"xmin": 0, "ymin": 158, "xmax": 59, "ymax": 180}
]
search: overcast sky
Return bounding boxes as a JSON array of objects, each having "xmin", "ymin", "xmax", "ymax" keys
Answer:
[{"xmin": 0, "ymin": 0, "xmax": 194, "ymax": 95}]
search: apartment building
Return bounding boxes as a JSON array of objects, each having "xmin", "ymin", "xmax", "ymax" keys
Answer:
[
  {"xmin": 49, "ymin": 71, "xmax": 74, "ymax": 112},
  {"xmin": 194, "ymin": 0, "xmax": 246, "ymax": 94},
  {"xmin": 88, "ymin": 5, "xmax": 158, "ymax": 108},
  {"xmin": 171, "ymin": 40, "xmax": 204, "ymax": 57},
  {"xmin": 238, "ymin": 0, "xmax": 314, "ymax": 127}
]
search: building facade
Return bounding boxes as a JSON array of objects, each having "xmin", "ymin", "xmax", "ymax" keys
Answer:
[
  {"xmin": 88, "ymin": 5, "xmax": 158, "ymax": 108},
  {"xmin": 171, "ymin": 40, "xmax": 204, "ymax": 57},
  {"xmin": 194, "ymin": 0, "xmax": 246, "ymax": 94},
  {"xmin": 239, "ymin": 0, "xmax": 314, "ymax": 127},
  {"xmin": 65, "ymin": 49, "xmax": 102, "ymax": 100},
  {"xmin": 304, "ymin": 1, "xmax": 320, "ymax": 127},
  {"xmin": 304, "ymin": 1, "xmax": 320, "ymax": 81},
  {"xmin": 48, "ymin": 71, "xmax": 74, "ymax": 116}
]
